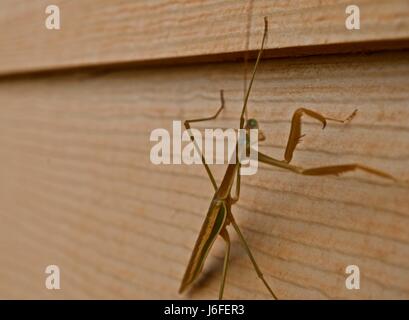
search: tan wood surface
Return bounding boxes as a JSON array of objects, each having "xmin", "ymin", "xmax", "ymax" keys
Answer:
[
  {"xmin": 0, "ymin": 50, "xmax": 408, "ymax": 299},
  {"xmin": 1, "ymin": 0, "xmax": 409, "ymax": 75}
]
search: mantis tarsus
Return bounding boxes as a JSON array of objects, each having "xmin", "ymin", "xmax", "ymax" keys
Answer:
[{"xmin": 179, "ymin": 17, "xmax": 397, "ymax": 300}]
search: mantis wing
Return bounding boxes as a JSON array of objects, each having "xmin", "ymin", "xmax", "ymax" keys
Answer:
[{"xmin": 179, "ymin": 200, "xmax": 227, "ymax": 293}]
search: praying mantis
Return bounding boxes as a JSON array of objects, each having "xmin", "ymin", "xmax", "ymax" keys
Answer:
[{"xmin": 179, "ymin": 17, "xmax": 397, "ymax": 300}]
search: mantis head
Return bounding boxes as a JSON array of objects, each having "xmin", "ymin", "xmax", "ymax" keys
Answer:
[{"xmin": 245, "ymin": 118, "xmax": 266, "ymax": 142}]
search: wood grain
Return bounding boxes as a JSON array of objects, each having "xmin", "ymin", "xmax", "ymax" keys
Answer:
[
  {"xmin": 1, "ymin": 0, "xmax": 409, "ymax": 75},
  {"xmin": 1, "ymin": 50, "xmax": 409, "ymax": 299}
]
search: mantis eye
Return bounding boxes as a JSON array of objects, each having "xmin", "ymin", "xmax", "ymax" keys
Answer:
[{"xmin": 246, "ymin": 118, "xmax": 259, "ymax": 129}]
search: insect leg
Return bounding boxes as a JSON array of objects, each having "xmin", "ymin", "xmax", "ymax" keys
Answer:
[
  {"xmin": 184, "ymin": 90, "xmax": 225, "ymax": 190},
  {"xmin": 284, "ymin": 108, "xmax": 357, "ymax": 163},
  {"xmin": 219, "ymin": 227, "xmax": 231, "ymax": 300},
  {"xmin": 229, "ymin": 212, "xmax": 278, "ymax": 299}
]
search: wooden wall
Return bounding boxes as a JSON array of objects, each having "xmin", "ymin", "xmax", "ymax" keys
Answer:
[{"xmin": 0, "ymin": 0, "xmax": 408, "ymax": 299}]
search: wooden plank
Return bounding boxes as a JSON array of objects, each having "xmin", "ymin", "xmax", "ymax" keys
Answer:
[
  {"xmin": 0, "ymin": 50, "xmax": 409, "ymax": 299},
  {"xmin": 1, "ymin": 0, "xmax": 409, "ymax": 75}
]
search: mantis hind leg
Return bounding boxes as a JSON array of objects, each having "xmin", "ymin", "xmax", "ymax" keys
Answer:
[
  {"xmin": 284, "ymin": 108, "xmax": 357, "ymax": 163},
  {"xmin": 219, "ymin": 227, "xmax": 231, "ymax": 300},
  {"xmin": 184, "ymin": 90, "xmax": 225, "ymax": 190},
  {"xmin": 228, "ymin": 212, "xmax": 278, "ymax": 299}
]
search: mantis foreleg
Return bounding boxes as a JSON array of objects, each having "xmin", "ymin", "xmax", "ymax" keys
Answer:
[{"xmin": 284, "ymin": 108, "xmax": 357, "ymax": 163}]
